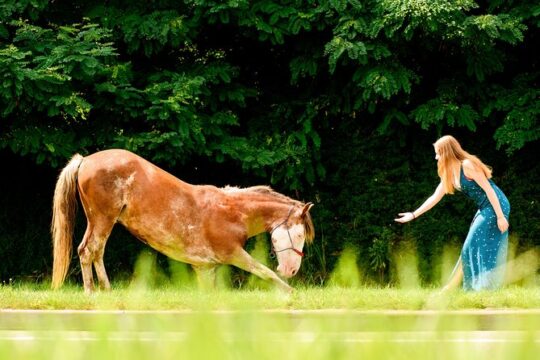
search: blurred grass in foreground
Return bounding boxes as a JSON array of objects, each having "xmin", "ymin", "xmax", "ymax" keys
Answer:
[{"xmin": 0, "ymin": 304, "xmax": 539, "ymax": 360}]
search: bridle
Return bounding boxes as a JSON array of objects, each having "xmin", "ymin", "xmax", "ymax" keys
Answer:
[{"xmin": 269, "ymin": 206, "xmax": 304, "ymax": 258}]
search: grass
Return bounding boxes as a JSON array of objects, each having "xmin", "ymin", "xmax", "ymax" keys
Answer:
[
  {"xmin": 1, "ymin": 242, "xmax": 538, "ymax": 360},
  {"xmin": 1, "ymin": 284, "xmax": 540, "ymax": 311}
]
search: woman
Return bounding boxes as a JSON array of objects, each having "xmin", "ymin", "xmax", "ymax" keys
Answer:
[{"xmin": 395, "ymin": 135, "xmax": 510, "ymax": 291}]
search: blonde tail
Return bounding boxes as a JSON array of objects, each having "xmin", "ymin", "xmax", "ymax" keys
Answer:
[{"xmin": 51, "ymin": 154, "xmax": 83, "ymax": 289}]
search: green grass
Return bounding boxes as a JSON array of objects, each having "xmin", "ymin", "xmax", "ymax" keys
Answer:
[
  {"xmin": 1, "ymin": 284, "xmax": 540, "ymax": 310},
  {"xmin": 2, "ymin": 241, "xmax": 538, "ymax": 359}
]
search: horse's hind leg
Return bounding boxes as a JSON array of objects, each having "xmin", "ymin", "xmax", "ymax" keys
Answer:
[
  {"xmin": 78, "ymin": 227, "xmax": 96, "ymax": 293},
  {"xmin": 78, "ymin": 216, "xmax": 115, "ymax": 293},
  {"xmin": 94, "ymin": 257, "xmax": 111, "ymax": 291}
]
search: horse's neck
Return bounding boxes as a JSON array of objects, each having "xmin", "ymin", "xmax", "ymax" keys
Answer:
[{"xmin": 233, "ymin": 195, "xmax": 293, "ymax": 236}]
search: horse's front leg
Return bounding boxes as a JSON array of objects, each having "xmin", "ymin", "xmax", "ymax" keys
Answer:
[
  {"xmin": 192, "ymin": 264, "xmax": 217, "ymax": 290},
  {"xmin": 229, "ymin": 249, "xmax": 292, "ymax": 292}
]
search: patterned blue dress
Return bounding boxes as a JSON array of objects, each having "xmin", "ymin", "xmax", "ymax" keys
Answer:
[{"xmin": 458, "ymin": 167, "xmax": 510, "ymax": 290}]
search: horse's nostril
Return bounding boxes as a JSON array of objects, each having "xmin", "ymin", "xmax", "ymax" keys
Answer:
[{"xmin": 291, "ymin": 269, "xmax": 297, "ymax": 276}]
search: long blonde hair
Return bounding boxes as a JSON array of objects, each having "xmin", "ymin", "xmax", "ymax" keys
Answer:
[{"xmin": 434, "ymin": 135, "xmax": 492, "ymax": 194}]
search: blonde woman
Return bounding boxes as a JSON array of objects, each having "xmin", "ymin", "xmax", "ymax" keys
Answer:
[{"xmin": 395, "ymin": 135, "xmax": 510, "ymax": 291}]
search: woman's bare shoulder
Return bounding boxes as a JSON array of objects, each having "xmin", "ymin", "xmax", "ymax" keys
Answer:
[
  {"xmin": 462, "ymin": 158, "xmax": 475, "ymax": 171},
  {"xmin": 462, "ymin": 158, "xmax": 485, "ymax": 180}
]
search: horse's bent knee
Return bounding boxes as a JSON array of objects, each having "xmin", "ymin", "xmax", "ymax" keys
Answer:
[{"xmin": 78, "ymin": 245, "xmax": 93, "ymax": 264}]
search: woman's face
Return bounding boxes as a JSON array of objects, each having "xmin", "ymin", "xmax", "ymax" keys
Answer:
[{"xmin": 434, "ymin": 146, "xmax": 441, "ymax": 161}]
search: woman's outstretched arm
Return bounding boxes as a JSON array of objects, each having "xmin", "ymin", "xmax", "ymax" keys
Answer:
[{"xmin": 395, "ymin": 182, "xmax": 446, "ymax": 223}]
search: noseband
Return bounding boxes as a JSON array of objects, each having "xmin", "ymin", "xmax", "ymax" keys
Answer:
[{"xmin": 269, "ymin": 206, "xmax": 304, "ymax": 258}]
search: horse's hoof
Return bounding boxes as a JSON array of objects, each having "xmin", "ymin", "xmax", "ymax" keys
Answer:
[
  {"xmin": 84, "ymin": 287, "xmax": 95, "ymax": 295},
  {"xmin": 282, "ymin": 285, "xmax": 294, "ymax": 294}
]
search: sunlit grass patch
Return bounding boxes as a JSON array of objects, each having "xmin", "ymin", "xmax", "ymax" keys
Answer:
[{"xmin": 1, "ymin": 284, "xmax": 539, "ymax": 311}]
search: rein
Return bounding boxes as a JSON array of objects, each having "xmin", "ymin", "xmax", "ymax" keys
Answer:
[{"xmin": 269, "ymin": 206, "xmax": 304, "ymax": 258}]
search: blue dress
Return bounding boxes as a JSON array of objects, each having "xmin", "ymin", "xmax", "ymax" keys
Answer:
[{"xmin": 458, "ymin": 167, "xmax": 510, "ymax": 290}]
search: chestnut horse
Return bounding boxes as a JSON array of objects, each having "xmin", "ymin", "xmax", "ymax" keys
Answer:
[{"xmin": 51, "ymin": 149, "xmax": 314, "ymax": 293}]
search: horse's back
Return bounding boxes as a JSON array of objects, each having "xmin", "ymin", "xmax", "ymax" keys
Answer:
[
  {"xmin": 77, "ymin": 149, "xmax": 190, "ymax": 216},
  {"xmin": 79, "ymin": 149, "xmax": 181, "ymax": 189},
  {"xmin": 80, "ymin": 149, "xmax": 156, "ymax": 178}
]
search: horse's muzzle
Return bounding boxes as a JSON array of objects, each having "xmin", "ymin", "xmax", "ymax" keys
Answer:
[{"xmin": 277, "ymin": 264, "xmax": 299, "ymax": 278}]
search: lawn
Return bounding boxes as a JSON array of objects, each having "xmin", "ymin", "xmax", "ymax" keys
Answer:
[{"xmin": 1, "ymin": 283, "xmax": 539, "ymax": 310}]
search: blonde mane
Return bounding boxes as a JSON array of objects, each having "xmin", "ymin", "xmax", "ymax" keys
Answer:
[{"xmin": 222, "ymin": 185, "xmax": 299, "ymax": 204}]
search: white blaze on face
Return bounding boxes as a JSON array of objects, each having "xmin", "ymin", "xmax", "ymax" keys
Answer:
[{"xmin": 272, "ymin": 223, "xmax": 305, "ymax": 279}]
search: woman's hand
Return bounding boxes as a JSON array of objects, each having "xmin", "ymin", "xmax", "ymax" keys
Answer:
[
  {"xmin": 395, "ymin": 212, "xmax": 415, "ymax": 223},
  {"xmin": 497, "ymin": 216, "xmax": 509, "ymax": 233}
]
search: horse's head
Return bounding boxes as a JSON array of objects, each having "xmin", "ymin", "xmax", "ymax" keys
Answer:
[{"xmin": 271, "ymin": 202, "xmax": 315, "ymax": 278}]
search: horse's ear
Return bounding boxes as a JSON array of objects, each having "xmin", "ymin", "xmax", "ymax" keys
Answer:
[{"xmin": 301, "ymin": 202, "xmax": 314, "ymax": 217}]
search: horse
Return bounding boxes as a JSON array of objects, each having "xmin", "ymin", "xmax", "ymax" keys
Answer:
[{"xmin": 51, "ymin": 149, "xmax": 315, "ymax": 293}]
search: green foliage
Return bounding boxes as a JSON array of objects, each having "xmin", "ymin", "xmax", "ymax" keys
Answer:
[
  {"xmin": 0, "ymin": 0, "xmax": 48, "ymax": 22},
  {"xmin": 91, "ymin": 8, "xmax": 192, "ymax": 56},
  {"xmin": 412, "ymin": 99, "xmax": 480, "ymax": 131},
  {"xmin": 0, "ymin": 20, "xmax": 117, "ymax": 165},
  {"xmin": 1, "ymin": 0, "xmax": 537, "ymax": 177},
  {"xmin": 368, "ymin": 228, "xmax": 394, "ymax": 283},
  {"xmin": 487, "ymin": 74, "xmax": 540, "ymax": 153},
  {"xmin": 355, "ymin": 65, "xmax": 418, "ymax": 103}
]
